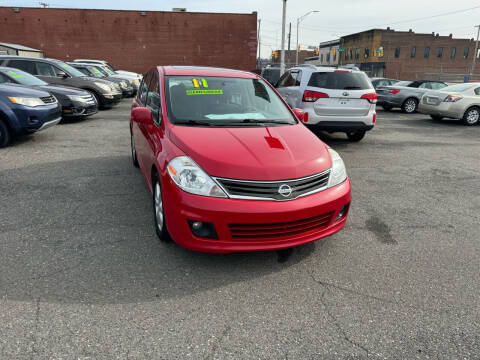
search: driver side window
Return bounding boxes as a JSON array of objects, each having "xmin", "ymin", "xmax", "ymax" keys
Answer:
[
  {"xmin": 146, "ymin": 72, "xmax": 161, "ymax": 125},
  {"xmin": 139, "ymin": 71, "xmax": 153, "ymax": 105}
]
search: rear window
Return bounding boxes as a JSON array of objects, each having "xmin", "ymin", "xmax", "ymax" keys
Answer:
[{"xmin": 307, "ymin": 71, "xmax": 372, "ymax": 90}]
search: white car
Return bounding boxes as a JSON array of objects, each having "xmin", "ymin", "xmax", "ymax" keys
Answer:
[
  {"xmin": 73, "ymin": 59, "xmax": 142, "ymax": 80},
  {"xmin": 276, "ymin": 65, "xmax": 377, "ymax": 141}
]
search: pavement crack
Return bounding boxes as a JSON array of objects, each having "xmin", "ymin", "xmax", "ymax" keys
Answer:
[{"xmin": 29, "ymin": 297, "xmax": 41, "ymax": 360}]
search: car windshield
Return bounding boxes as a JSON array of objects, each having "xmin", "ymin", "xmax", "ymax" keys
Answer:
[
  {"xmin": 165, "ymin": 76, "xmax": 296, "ymax": 126},
  {"xmin": 101, "ymin": 66, "xmax": 116, "ymax": 76},
  {"xmin": 88, "ymin": 66, "xmax": 107, "ymax": 78},
  {"xmin": 0, "ymin": 68, "xmax": 47, "ymax": 86},
  {"xmin": 54, "ymin": 61, "xmax": 87, "ymax": 77},
  {"xmin": 441, "ymin": 83, "xmax": 475, "ymax": 92},
  {"xmin": 395, "ymin": 81, "xmax": 412, "ymax": 87}
]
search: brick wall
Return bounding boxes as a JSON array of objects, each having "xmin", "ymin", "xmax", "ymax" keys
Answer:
[{"xmin": 0, "ymin": 7, "xmax": 257, "ymax": 74}]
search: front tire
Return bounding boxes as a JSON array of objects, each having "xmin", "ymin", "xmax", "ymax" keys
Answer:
[
  {"xmin": 462, "ymin": 107, "xmax": 480, "ymax": 126},
  {"xmin": 152, "ymin": 176, "xmax": 171, "ymax": 242},
  {"xmin": 346, "ymin": 130, "xmax": 366, "ymax": 142},
  {"xmin": 0, "ymin": 120, "xmax": 11, "ymax": 148},
  {"xmin": 401, "ymin": 98, "xmax": 418, "ymax": 114}
]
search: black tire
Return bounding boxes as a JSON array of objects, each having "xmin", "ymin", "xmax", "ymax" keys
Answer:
[
  {"xmin": 430, "ymin": 115, "xmax": 443, "ymax": 121},
  {"xmin": 0, "ymin": 119, "xmax": 11, "ymax": 148},
  {"xmin": 152, "ymin": 175, "xmax": 171, "ymax": 242},
  {"xmin": 87, "ymin": 90, "xmax": 103, "ymax": 109},
  {"xmin": 462, "ymin": 107, "xmax": 480, "ymax": 126},
  {"xmin": 346, "ymin": 130, "xmax": 366, "ymax": 142},
  {"xmin": 382, "ymin": 105, "xmax": 393, "ymax": 111},
  {"xmin": 130, "ymin": 130, "xmax": 139, "ymax": 168},
  {"xmin": 401, "ymin": 98, "xmax": 418, "ymax": 114}
]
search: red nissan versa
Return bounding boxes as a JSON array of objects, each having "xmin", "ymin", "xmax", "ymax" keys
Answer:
[{"xmin": 130, "ymin": 66, "xmax": 351, "ymax": 253}]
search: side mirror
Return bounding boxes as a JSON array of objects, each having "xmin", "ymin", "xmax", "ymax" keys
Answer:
[
  {"xmin": 292, "ymin": 108, "xmax": 305, "ymax": 121},
  {"xmin": 132, "ymin": 107, "xmax": 153, "ymax": 125},
  {"xmin": 57, "ymin": 71, "xmax": 68, "ymax": 78}
]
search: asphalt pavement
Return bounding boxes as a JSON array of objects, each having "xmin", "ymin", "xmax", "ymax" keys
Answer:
[{"xmin": 1, "ymin": 100, "xmax": 479, "ymax": 359}]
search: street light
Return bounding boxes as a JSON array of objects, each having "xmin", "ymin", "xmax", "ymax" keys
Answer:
[{"xmin": 296, "ymin": 10, "xmax": 319, "ymax": 65}]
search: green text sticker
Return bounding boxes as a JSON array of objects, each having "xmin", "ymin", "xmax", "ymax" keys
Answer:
[
  {"xmin": 7, "ymin": 70, "xmax": 23, "ymax": 78},
  {"xmin": 186, "ymin": 89, "xmax": 223, "ymax": 96},
  {"xmin": 92, "ymin": 67, "xmax": 102, "ymax": 74}
]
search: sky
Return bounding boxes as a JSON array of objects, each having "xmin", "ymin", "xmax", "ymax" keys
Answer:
[{"xmin": 1, "ymin": 0, "xmax": 480, "ymax": 58}]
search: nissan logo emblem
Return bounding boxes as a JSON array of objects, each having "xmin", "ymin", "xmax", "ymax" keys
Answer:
[
  {"xmin": 343, "ymin": 92, "xmax": 349, "ymax": 96},
  {"xmin": 278, "ymin": 184, "xmax": 293, "ymax": 198}
]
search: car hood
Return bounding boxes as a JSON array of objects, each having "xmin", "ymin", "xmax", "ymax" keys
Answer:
[
  {"xmin": 37, "ymin": 84, "xmax": 89, "ymax": 96},
  {"xmin": 0, "ymin": 83, "xmax": 50, "ymax": 97},
  {"xmin": 169, "ymin": 124, "xmax": 332, "ymax": 181},
  {"xmin": 115, "ymin": 70, "xmax": 141, "ymax": 79}
]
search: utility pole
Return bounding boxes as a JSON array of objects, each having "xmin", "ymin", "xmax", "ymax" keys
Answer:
[
  {"xmin": 257, "ymin": 19, "xmax": 261, "ymax": 68},
  {"xmin": 296, "ymin": 10, "xmax": 319, "ymax": 66},
  {"xmin": 470, "ymin": 25, "xmax": 480, "ymax": 80},
  {"xmin": 280, "ymin": 0, "xmax": 287, "ymax": 76},
  {"xmin": 287, "ymin": 22, "xmax": 291, "ymax": 67}
]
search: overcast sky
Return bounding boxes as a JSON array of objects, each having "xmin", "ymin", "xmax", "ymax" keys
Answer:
[{"xmin": 2, "ymin": 0, "xmax": 480, "ymax": 57}]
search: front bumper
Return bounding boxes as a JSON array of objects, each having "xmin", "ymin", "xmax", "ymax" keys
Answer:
[
  {"xmin": 38, "ymin": 116, "xmax": 61, "ymax": 131},
  {"xmin": 62, "ymin": 101, "xmax": 98, "ymax": 118},
  {"xmin": 162, "ymin": 177, "xmax": 352, "ymax": 253},
  {"xmin": 100, "ymin": 93, "xmax": 122, "ymax": 107},
  {"xmin": 418, "ymin": 102, "xmax": 463, "ymax": 119}
]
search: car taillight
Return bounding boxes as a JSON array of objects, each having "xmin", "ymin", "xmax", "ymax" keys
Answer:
[
  {"xmin": 443, "ymin": 94, "xmax": 463, "ymax": 102},
  {"xmin": 302, "ymin": 90, "xmax": 329, "ymax": 102},
  {"xmin": 303, "ymin": 112, "xmax": 309, "ymax": 123},
  {"xmin": 389, "ymin": 89, "xmax": 400, "ymax": 94},
  {"xmin": 334, "ymin": 69, "xmax": 350, "ymax": 73},
  {"xmin": 373, "ymin": 113, "xmax": 376, "ymax": 124},
  {"xmin": 361, "ymin": 93, "xmax": 378, "ymax": 104}
]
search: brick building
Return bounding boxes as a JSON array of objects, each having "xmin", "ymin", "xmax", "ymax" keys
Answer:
[
  {"xmin": 339, "ymin": 28, "xmax": 478, "ymax": 81},
  {"xmin": 0, "ymin": 7, "xmax": 257, "ymax": 74},
  {"xmin": 270, "ymin": 50, "xmax": 315, "ymax": 68}
]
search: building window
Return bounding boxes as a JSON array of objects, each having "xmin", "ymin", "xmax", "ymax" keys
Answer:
[
  {"xmin": 326, "ymin": 52, "xmax": 330, "ymax": 62},
  {"xmin": 320, "ymin": 54, "xmax": 323, "ymax": 63},
  {"xmin": 450, "ymin": 47, "xmax": 456, "ymax": 59},
  {"xmin": 437, "ymin": 47, "xmax": 443, "ymax": 58},
  {"xmin": 411, "ymin": 46, "xmax": 416, "ymax": 58},
  {"xmin": 364, "ymin": 48, "xmax": 370, "ymax": 58},
  {"xmin": 355, "ymin": 48, "xmax": 360, "ymax": 60},
  {"xmin": 464, "ymin": 47, "xmax": 469, "ymax": 59},
  {"xmin": 333, "ymin": 51, "xmax": 337, "ymax": 62},
  {"xmin": 394, "ymin": 46, "xmax": 400, "ymax": 58},
  {"xmin": 424, "ymin": 47, "xmax": 430, "ymax": 58}
]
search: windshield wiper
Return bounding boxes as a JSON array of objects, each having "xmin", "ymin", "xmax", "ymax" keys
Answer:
[
  {"xmin": 175, "ymin": 120, "xmax": 212, "ymax": 126},
  {"xmin": 233, "ymin": 119, "xmax": 294, "ymax": 125}
]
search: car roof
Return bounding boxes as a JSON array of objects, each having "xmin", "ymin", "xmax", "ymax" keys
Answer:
[
  {"xmin": 161, "ymin": 66, "xmax": 258, "ymax": 79},
  {"xmin": 289, "ymin": 65, "xmax": 362, "ymax": 73}
]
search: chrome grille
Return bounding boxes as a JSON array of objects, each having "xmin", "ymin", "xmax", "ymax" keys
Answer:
[
  {"xmin": 215, "ymin": 170, "xmax": 330, "ymax": 201},
  {"xmin": 41, "ymin": 95, "xmax": 56, "ymax": 104}
]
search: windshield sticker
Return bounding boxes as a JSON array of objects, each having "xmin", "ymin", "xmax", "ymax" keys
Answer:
[
  {"xmin": 92, "ymin": 67, "xmax": 102, "ymax": 74},
  {"xmin": 186, "ymin": 89, "xmax": 223, "ymax": 96},
  {"xmin": 7, "ymin": 70, "xmax": 23, "ymax": 78},
  {"xmin": 192, "ymin": 78, "xmax": 209, "ymax": 88},
  {"xmin": 61, "ymin": 63, "xmax": 68, "ymax": 69}
]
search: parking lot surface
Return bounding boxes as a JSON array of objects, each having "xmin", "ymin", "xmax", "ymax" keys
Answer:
[{"xmin": 1, "ymin": 100, "xmax": 479, "ymax": 359}]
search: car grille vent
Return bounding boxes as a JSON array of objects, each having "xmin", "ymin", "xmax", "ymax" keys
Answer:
[
  {"xmin": 215, "ymin": 171, "xmax": 330, "ymax": 201},
  {"xmin": 41, "ymin": 95, "xmax": 56, "ymax": 104}
]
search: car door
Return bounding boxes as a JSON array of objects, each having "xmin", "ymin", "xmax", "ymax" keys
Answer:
[
  {"xmin": 132, "ymin": 70, "xmax": 153, "ymax": 170},
  {"xmin": 34, "ymin": 61, "xmax": 68, "ymax": 86},
  {"xmin": 143, "ymin": 71, "xmax": 163, "ymax": 174},
  {"xmin": 275, "ymin": 70, "xmax": 297, "ymax": 107}
]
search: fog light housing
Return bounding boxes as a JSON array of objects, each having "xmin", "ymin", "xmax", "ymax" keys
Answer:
[
  {"xmin": 187, "ymin": 220, "xmax": 218, "ymax": 239},
  {"xmin": 336, "ymin": 203, "xmax": 350, "ymax": 221}
]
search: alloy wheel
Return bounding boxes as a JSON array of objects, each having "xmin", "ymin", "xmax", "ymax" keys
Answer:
[
  {"xmin": 154, "ymin": 182, "xmax": 164, "ymax": 232},
  {"xmin": 404, "ymin": 99, "xmax": 416, "ymax": 113},
  {"xmin": 466, "ymin": 109, "xmax": 479, "ymax": 125}
]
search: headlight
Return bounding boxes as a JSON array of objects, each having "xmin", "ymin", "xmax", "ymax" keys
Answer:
[
  {"xmin": 68, "ymin": 95, "xmax": 88, "ymax": 102},
  {"xmin": 8, "ymin": 97, "xmax": 45, "ymax": 107},
  {"xmin": 131, "ymin": 79, "xmax": 139, "ymax": 85},
  {"xmin": 167, "ymin": 156, "xmax": 227, "ymax": 198},
  {"xmin": 94, "ymin": 82, "xmax": 112, "ymax": 93},
  {"xmin": 327, "ymin": 149, "xmax": 347, "ymax": 188}
]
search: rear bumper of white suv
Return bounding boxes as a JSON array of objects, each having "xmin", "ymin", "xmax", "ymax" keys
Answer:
[{"xmin": 303, "ymin": 109, "xmax": 376, "ymax": 132}]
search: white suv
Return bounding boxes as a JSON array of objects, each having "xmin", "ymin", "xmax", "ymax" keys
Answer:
[{"xmin": 276, "ymin": 65, "xmax": 377, "ymax": 141}]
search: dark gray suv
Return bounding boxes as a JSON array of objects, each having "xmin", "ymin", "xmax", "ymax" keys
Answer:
[{"xmin": 0, "ymin": 56, "xmax": 122, "ymax": 108}]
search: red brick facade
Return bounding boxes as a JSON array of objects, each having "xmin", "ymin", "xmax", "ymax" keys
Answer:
[{"xmin": 0, "ymin": 7, "xmax": 257, "ymax": 74}]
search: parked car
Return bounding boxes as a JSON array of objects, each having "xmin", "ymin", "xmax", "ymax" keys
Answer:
[
  {"xmin": 130, "ymin": 65, "xmax": 351, "ymax": 253},
  {"xmin": 261, "ymin": 67, "xmax": 281, "ymax": 86},
  {"xmin": 0, "ymin": 83, "xmax": 61, "ymax": 147},
  {"xmin": 73, "ymin": 59, "xmax": 142, "ymax": 92},
  {"xmin": 370, "ymin": 77, "xmax": 399, "ymax": 89},
  {"xmin": 67, "ymin": 62, "xmax": 134, "ymax": 97},
  {"xmin": 0, "ymin": 56, "xmax": 122, "ymax": 109},
  {"xmin": 419, "ymin": 82, "xmax": 480, "ymax": 125},
  {"xmin": 0, "ymin": 67, "xmax": 97, "ymax": 119},
  {"xmin": 276, "ymin": 65, "xmax": 377, "ymax": 141},
  {"xmin": 377, "ymin": 80, "xmax": 448, "ymax": 113}
]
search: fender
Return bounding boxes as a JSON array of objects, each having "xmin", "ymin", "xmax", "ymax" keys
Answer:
[{"xmin": 0, "ymin": 100, "xmax": 21, "ymax": 134}]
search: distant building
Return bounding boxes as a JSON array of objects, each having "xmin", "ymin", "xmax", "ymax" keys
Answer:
[
  {"xmin": 270, "ymin": 50, "xmax": 315, "ymax": 68},
  {"xmin": 318, "ymin": 39, "xmax": 340, "ymax": 66},
  {"xmin": 0, "ymin": 42, "xmax": 44, "ymax": 57},
  {"xmin": 339, "ymin": 28, "xmax": 478, "ymax": 81}
]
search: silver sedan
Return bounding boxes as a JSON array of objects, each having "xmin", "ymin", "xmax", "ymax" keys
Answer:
[{"xmin": 418, "ymin": 82, "xmax": 480, "ymax": 126}]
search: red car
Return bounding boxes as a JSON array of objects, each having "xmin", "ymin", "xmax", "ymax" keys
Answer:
[{"xmin": 130, "ymin": 66, "xmax": 351, "ymax": 253}]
